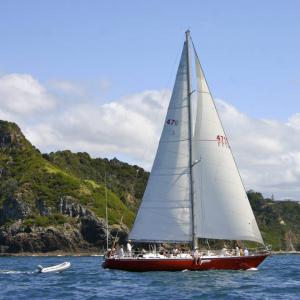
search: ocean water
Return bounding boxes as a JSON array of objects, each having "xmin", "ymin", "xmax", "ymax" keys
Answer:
[{"xmin": 0, "ymin": 255, "xmax": 299, "ymax": 299}]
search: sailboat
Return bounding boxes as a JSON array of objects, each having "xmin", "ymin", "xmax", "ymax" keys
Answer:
[{"xmin": 103, "ymin": 31, "xmax": 269, "ymax": 271}]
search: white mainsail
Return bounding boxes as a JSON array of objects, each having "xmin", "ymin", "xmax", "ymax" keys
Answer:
[
  {"xmin": 129, "ymin": 33, "xmax": 264, "ymax": 245},
  {"xmin": 129, "ymin": 42, "xmax": 192, "ymax": 242}
]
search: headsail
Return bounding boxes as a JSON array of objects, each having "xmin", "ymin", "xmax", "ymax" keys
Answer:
[
  {"xmin": 192, "ymin": 45, "xmax": 263, "ymax": 244},
  {"xmin": 129, "ymin": 42, "xmax": 192, "ymax": 242}
]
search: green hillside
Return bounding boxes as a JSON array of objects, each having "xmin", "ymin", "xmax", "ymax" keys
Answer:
[
  {"xmin": 248, "ymin": 191, "xmax": 300, "ymax": 251},
  {"xmin": 43, "ymin": 150, "xmax": 148, "ymax": 212},
  {"xmin": 0, "ymin": 121, "xmax": 135, "ymax": 228}
]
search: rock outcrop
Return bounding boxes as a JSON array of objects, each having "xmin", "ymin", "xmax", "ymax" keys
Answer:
[
  {"xmin": 0, "ymin": 196, "xmax": 31, "ymax": 225},
  {"xmin": 0, "ymin": 194, "xmax": 129, "ymax": 253},
  {"xmin": 0, "ymin": 223, "xmax": 86, "ymax": 253},
  {"xmin": 59, "ymin": 196, "xmax": 92, "ymax": 218}
]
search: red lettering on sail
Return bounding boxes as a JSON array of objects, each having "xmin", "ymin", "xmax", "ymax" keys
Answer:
[{"xmin": 216, "ymin": 135, "xmax": 228, "ymax": 147}]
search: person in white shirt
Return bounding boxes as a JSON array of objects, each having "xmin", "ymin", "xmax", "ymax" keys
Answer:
[
  {"xmin": 221, "ymin": 247, "xmax": 227, "ymax": 257},
  {"xmin": 193, "ymin": 248, "xmax": 201, "ymax": 265},
  {"xmin": 244, "ymin": 248, "xmax": 249, "ymax": 256},
  {"xmin": 126, "ymin": 241, "xmax": 132, "ymax": 257},
  {"xmin": 118, "ymin": 245, "xmax": 124, "ymax": 258}
]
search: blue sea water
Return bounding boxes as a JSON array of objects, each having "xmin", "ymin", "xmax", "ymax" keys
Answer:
[{"xmin": 0, "ymin": 255, "xmax": 299, "ymax": 299}]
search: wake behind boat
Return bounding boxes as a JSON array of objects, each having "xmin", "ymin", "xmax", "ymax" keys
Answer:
[
  {"xmin": 103, "ymin": 30, "xmax": 270, "ymax": 272},
  {"xmin": 37, "ymin": 262, "xmax": 71, "ymax": 273}
]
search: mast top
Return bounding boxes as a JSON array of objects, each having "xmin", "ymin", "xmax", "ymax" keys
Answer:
[{"xmin": 185, "ymin": 29, "xmax": 191, "ymax": 38}]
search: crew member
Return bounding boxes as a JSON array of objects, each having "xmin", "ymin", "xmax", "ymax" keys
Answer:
[{"xmin": 127, "ymin": 240, "xmax": 132, "ymax": 257}]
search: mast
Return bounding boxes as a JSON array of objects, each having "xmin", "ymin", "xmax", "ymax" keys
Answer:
[{"xmin": 185, "ymin": 30, "xmax": 197, "ymax": 250}]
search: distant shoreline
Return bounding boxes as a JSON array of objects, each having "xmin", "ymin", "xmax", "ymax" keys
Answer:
[
  {"xmin": 0, "ymin": 250, "xmax": 105, "ymax": 257},
  {"xmin": 271, "ymin": 251, "xmax": 300, "ymax": 255}
]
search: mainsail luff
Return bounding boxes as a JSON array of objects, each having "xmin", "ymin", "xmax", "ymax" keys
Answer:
[{"xmin": 185, "ymin": 30, "xmax": 198, "ymax": 250}]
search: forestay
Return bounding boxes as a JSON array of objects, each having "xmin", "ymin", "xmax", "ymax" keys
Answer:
[{"xmin": 129, "ymin": 42, "xmax": 192, "ymax": 242}]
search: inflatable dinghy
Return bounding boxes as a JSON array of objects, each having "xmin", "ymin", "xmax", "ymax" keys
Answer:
[{"xmin": 37, "ymin": 262, "xmax": 71, "ymax": 273}]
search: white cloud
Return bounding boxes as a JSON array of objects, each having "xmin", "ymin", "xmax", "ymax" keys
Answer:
[
  {"xmin": 0, "ymin": 74, "xmax": 56, "ymax": 115},
  {"xmin": 25, "ymin": 90, "xmax": 170, "ymax": 169},
  {"xmin": 287, "ymin": 113, "xmax": 300, "ymax": 129},
  {"xmin": 1, "ymin": 73, "xmax": 300, "ymax": 199},
  {"xmin": 47, "ymin": 80, "xmax": 85, "ymax": 96},
  {"xmin": 217, "ymin": 100, "xmax": 300, "ymax": 199}
]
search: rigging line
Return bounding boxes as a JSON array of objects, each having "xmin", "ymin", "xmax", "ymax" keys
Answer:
[
  {"xmin": 105, "ymin": 172, "xmax": 109, "ymax": 251},
  {"xmin": 200, "ymin": 157, "xmax": 206, "ymax": 242},
  {"xmin": 112, "ymin": 216, "xmax": 124, "ymax": 250},
  {"xmin": 130, "ymin": 166, "xmax": 140, "ymax": 200}
]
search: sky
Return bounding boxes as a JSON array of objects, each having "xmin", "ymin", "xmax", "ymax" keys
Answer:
[{"xmin": 0, "ymin": 1, "xmax": 300, "ymax": 199}]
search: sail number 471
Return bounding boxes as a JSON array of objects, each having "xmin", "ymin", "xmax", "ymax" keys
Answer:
[
  {"xmin": 166, "ymin": 119, "xmax": 178, "ymax": 126},
  {"xmin": 217, "ymin": 135, "xmax": 228, "ymax": 147}
]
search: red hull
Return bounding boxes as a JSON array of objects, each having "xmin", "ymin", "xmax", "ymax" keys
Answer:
[{"xmin": 102, "ymin": 255, "xmax": 268, "ymax": 272}]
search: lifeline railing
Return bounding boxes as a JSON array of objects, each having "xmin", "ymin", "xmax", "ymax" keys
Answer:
[{"xmin": 105, "ymin": 246, "xmax": 270, "ymax": 259}]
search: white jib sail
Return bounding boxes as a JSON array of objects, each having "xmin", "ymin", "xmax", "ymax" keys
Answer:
[
  {"xmin": 129, "ymin": 42, "xmax": 192, "ymax": 242},
  {"xmin": 192, "ymin": 48, "xmax": 264, "ymax": 244}
]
